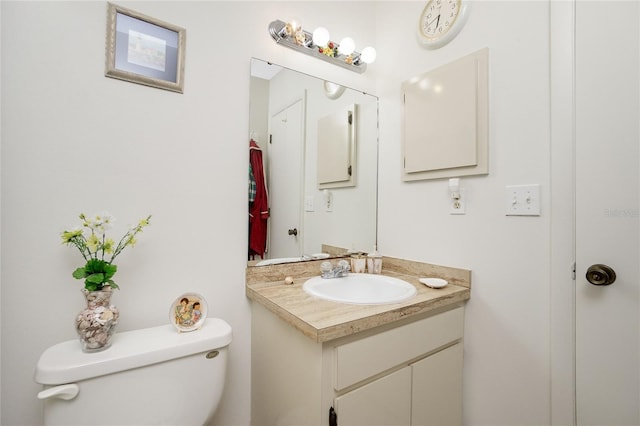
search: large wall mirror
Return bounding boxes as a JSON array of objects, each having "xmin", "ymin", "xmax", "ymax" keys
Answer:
[{"xmin": 248, "ymin": 58, "xmax": 379, "ymax": 266}]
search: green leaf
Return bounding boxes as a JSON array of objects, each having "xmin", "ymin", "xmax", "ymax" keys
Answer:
[
  {"xmin": 104, "ymin": 264, "xmax": 117, "ymax": 280},
  {"xmin": 72, "ymin": 267, "xmax": 87, "ymax": 279},
  {"xmin": 107, "ymin": 280, "xmax": 119, "ymax": 290},
  {"xmin": 86, "ymin": 273, "xmax": 105, "ymax": 284},
  {"xmin": 85, "ymin": 259, "xmax": 105, "ymax": 274},
  {"xmin": 85, "ymin": 282, "xmax": 101, "ymax": 291}
]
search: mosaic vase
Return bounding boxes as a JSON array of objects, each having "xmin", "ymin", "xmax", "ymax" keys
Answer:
[{"xmin": 75, "ymin": 288, "xmax": 119, "ymax": 353}]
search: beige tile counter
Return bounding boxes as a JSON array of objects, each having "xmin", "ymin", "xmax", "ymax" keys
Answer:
[{"xmin": 246, "ymin": 256, "xmax": 471, "ymax": 343}]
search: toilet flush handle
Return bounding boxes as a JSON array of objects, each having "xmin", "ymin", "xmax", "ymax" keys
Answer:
[{"xmin": 37, "ymin": 384, "xmax": 79, "ymax": 401}]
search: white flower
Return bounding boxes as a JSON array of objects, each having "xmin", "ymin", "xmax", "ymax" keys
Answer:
[
  {"xmin": 89, "ymin": 212, "xmax": 115, "ymax": 234},
  {"xmin": 99, "ymin": 212, "xmax": 115, "ymax": 231}
]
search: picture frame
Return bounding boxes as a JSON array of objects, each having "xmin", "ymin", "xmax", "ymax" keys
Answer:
[
  {"xmin": 105, "ymin": 3, "xmax": 186, "ymax": 93},
  {"xmin": 170, "ymin": 292, "xmax": 208, "ymax": 332}
]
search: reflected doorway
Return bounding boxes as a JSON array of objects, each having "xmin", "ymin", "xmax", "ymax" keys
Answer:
[{"xmin": 268, "ymin": 98, "xmax": 305, "ymax": 259}]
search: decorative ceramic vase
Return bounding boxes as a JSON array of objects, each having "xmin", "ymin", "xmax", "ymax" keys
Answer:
[{"xmin": 75, "ymin": 287, "xmax": 119, "ymax": 353}]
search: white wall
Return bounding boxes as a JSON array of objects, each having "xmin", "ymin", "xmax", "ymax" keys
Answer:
[
  {"xmin": 2, "ymin": 1, "xmax": 556, "ymax": 426},
  {"xmin": 376, "ymin": 2, "xmax": 552, "ymax": 424},
  {"xmin": 0, "ymin": 1, "xmax": 3, "ymax": 422},
  {"xmin": 0, "ymin": 2, "xmax": 376, "ymax": 426}
]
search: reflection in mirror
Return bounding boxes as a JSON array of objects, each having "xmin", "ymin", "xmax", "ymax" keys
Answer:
[{"xmin": 248, "ymin": 58, "xmax": 378, "ymax": 266}]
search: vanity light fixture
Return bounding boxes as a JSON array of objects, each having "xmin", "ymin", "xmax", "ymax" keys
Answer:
[{"xmin": 268, "ymin": 19, "xmax": 376, "ymax": 74}]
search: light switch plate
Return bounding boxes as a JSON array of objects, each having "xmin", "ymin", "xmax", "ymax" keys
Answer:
[
  {"xmin": 304, "ymin": 196, "xmax": 315, "ymax": 212},
  {"xmin": 505, "ymin": 184, "xmax": 540, "ymax": 216}
]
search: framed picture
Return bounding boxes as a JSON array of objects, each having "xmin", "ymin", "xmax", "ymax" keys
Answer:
[
  {"xmin": 170, "ymin": 292, "xmax": 208, "ymax": 332},
  {"xmin": 105, "ymin": 3, "xmax": 186, "ymax": 93}
]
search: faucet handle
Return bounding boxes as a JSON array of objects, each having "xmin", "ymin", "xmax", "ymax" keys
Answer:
[
  {"xmin": 320, "ymin": 261, "xmax": 333, "ymax": 276},
  {"xmin": 337, "ymin": 260, "xmax": 350, "ymax": 271}
]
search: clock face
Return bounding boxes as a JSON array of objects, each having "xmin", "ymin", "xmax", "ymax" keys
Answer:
[{"xmin": 418, "ymin": 0, "xmax": 468, "ymax": 48}]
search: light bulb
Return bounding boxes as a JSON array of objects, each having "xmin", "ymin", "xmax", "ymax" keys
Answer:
[
  {"xmin": 284, "ymin": 18, "xmax": 301, "ymax": 37},
  {"xmin": 284, "ymin": 18, "xmax": 300, "ymax": 37},
  {"xmin": 288, "ymin": 19, "xmax": 301, "ymax": 32},
  {"xmin": 338, "ymin": 37, "xmax": 355, "ymax": 56},
  {"xmin": 360, "ymin": 46, "xmax": 377, "ymax": 64},
  {"xmin": 312, "ymin": 27, "xmax": 330, "ymax": 46}
]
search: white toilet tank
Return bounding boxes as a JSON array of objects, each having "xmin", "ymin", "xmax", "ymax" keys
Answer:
[{"xmin": 34, "ymin": 318, "xmax": 232, "ymax": 426}]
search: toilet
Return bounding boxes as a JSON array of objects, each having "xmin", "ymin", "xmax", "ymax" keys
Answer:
[{"xmin": 34, "ymin": 318, "xmax": 232, "ymax": 425}]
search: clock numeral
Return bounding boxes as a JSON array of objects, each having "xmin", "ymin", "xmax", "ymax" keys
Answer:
[{"xmin": 419, "ymin": 0, "xmax": 465, "ymax": 45}]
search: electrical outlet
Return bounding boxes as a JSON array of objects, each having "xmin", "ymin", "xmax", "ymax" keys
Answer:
[
  {"xmin": 505, "ymin": 184, "xmax": 540, "ymax": 216},
  {"xmin": 324, "ymin": 191, "xmax": 333, "ymax": 212},
  {"xmin": 450, "ymin": 190, "xmax": 465, "ymax": 215}
]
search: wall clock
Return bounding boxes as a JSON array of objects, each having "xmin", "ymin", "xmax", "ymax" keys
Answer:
[{"xmin": 417, "ymin": 0, "xmax": 471, "ymax": 49}]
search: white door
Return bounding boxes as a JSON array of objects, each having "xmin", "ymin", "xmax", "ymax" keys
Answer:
[
  {"xmin": 575, "ymin": 2, "xmax": 639, "ymax": 424},
  {"xmin": 268, "ymin": 99, "xmax": 304, "ymax": 259}
]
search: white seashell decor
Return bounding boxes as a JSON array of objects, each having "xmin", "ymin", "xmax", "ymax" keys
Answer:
[{"xmin": 75, "ymin": 288, "xmax": 120, "ymax": 352}]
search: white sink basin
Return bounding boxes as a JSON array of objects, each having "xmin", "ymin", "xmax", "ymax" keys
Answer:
[{"xmin": 303, "ymin": 273, "xmax": 417, "ymax": 305}]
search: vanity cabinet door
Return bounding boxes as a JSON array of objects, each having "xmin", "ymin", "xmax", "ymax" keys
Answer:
[
  {"xmin": 411, "ymin": 343, "xmax": 463, "ymax": 426},
  {"xmin": 334, "ymin": 366, "xmax": 412, "ymax": 426},
  {"xmin": 334, "ymin": 307, "xmax": 464, "ymax": 391}
]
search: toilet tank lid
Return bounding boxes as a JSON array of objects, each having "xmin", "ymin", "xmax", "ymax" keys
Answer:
[{"xmin": 34, "ymin": 318, "xmax": 232, "ymax": 385}]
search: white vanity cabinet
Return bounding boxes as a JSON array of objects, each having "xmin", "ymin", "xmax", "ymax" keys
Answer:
[
  {"xmin": 334, "ymin": 366, "xmax": 412, "ymax": 425},
  {"xmin": 251, "ymin": 303, "xmax": 465, "ymax": 426}
]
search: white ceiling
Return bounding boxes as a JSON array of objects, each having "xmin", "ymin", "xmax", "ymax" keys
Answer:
[{"xmin": 251, "ymin": 60, "xmax": 283, "ymax": 80}]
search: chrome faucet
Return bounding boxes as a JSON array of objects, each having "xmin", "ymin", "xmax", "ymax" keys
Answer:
[{"xmin": 320, "ymin": 260, "xmax": 350, "ymax": 279}]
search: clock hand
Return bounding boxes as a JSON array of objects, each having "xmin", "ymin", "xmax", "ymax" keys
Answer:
[{"xmin": 427, "ymin": 14, "xmax": 441, "ymax": 29}]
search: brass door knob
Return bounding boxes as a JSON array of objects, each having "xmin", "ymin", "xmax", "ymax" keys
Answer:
[{"xmin": 586, "ymin": 264, "xmax": 617, "ymax": 286}]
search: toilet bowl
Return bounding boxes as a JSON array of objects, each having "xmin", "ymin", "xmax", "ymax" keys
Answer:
[{"xmin": 34, "ymin": 318, "xmax": 232, "ymax": 425}]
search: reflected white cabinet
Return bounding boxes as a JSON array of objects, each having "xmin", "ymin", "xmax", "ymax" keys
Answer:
[
  {"xmin": 251, "ymin": 303, "xmax": 464, "ymax": 426},
  {"xmin": 317, "ymin": 104, "xmax": 357, "ymax": 189}
]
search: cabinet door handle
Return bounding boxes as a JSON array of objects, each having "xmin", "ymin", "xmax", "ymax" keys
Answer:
[{"xmin": 329, "ymin": 407, "xmax": 337, "ymax": 426}]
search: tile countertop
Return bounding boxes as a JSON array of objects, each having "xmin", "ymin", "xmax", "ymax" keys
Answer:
[{"xmin": 246, "ymin": 256, "xmax": 471, "ymax": 343}]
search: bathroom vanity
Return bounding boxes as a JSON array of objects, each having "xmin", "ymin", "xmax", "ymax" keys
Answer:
[{"xmin": 247, "ymin": 256, "xmax": 471, "ymax": 426}]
